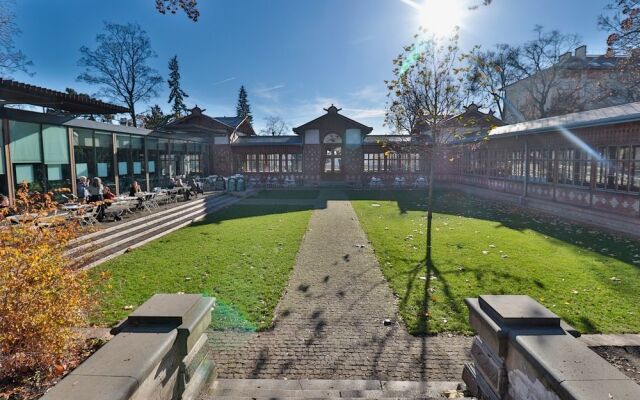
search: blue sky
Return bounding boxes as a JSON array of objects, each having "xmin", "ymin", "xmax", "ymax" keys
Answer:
[{"xmin": 12, "ymin": 0, "xmax": 611, "ymax": 133}]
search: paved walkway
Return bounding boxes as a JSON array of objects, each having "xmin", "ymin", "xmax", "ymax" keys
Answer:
[{"xmin": 207, "ymin": 192, "xmax": 471, "ymax": 381}]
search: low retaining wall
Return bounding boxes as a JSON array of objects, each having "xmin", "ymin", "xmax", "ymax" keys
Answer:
[
  {"xmin": 463, "ymin": 295, "xmax": 640, "ymax": 400},
  {"xmin": 41, "ymin": 294, "xmax": 214, "ymax": 400},
  {"xmin": 439, "ymin": 182, "xmax": 640, "ymax": 238}
]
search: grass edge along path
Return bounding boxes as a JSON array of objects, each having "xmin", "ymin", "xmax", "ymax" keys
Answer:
[
  {"xmin": 350, "ymin": 189, "xmax": 640, "ymax": 335},
  {"xmin": 89, "ymin": 204, "xmax": 313, "ymax": 331}
]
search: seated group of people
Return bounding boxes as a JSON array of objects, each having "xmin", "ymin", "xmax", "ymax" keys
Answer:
[
  {"xmin": 167, "ymin": 178, "xmax": 203, "ymax": 200},
  {"xmin": 77, "ymin": 176, "xmax": 145, "ymax": 221}
]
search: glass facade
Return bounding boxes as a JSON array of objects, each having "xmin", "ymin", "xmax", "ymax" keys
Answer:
[
  {"xmin": 10, "ymin": 121, "xmax": 71, "ymax": 192},
  {"xmin": 14, "ymin": 124, "xmax": 208, "ymax": 196}
]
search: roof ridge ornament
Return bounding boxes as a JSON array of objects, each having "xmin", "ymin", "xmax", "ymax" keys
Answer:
[{"xmin": 323, "ymin": 104, "xmax": 342, "ymax": 114}]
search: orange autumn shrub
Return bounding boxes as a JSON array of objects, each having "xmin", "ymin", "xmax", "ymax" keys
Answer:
[{"xmin": 0, "ymin": 184, "xmax": 94, "ymax": 379}]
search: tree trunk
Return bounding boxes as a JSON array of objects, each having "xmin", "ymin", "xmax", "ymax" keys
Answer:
[
  {"xmin": 130, "ymin": 103, "xmax": 137, "ymax": 128},
  {"xmin": 426, "ymin": 146, "xmax": 435, "ymax": 269}
]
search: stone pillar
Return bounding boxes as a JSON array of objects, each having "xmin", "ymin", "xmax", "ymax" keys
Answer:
[
  {"xmin": 42, "ymin": 294, "xmax": 214, "ymax": 400},
  {"xmin": 463, "ymin": 295, "xmax": 640, "ymax": 400}
]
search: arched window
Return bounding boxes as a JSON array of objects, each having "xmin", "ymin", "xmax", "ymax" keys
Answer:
[{"xmin": 323, "ymin": 133, "xmax": 342, "ymax": 144}]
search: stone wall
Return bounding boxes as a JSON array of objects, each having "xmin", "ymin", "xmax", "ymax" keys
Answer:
[
  {"xmin": 41, "ymin": 294, "xmax": 214, "ymax": 400},
  {"xmin": 463, "ymin": 295, "xmax": 640, "ymax": 400}
]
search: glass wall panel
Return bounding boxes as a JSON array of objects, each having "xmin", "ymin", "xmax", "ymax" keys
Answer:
[
  {"xmin": 131, "ymin": 135, "xmax": 145, "ymax": 189},
  {"xmin": 42, "ymin": 125, "xmax": 71, "ymax": 190},
  {"xmin": 173, "ymin": 140, "xmax": 186, "ymax": 176},
  {"xmin": 159, "ymin": 138, "xmax": 174, "ymax": 180},
  {"xmin": 73, "ymin": 128, "xmax": 94, "ymax": 183},
  {"xmin": 147, "ymin": 137, "xmax": 161, "ymax": 188},
  {"xmin": 117, "ymin": 134, "xmax": 132, "ymax": 192},
  {"xmin": 10, "ymin": 121, "xmax": 45, "ymax": 192},
  {"xmin": 95, "ymin": 132, "xmax": 115, "ymax": 192}
]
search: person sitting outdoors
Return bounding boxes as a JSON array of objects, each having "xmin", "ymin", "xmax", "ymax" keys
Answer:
[
  {"xmin": 87, "ymin": 177, "xmax": 104, "ymax": 203},
  {"xmin": 129, "ymin": 181, "xmax": 142, "ymax": 197},
  {"xmin": 167, "ymin": 178, "xmax": 176, "ymax": 189},
  {"xmin": 188, "ymin": 178, "xmax": 203, "ymax": 197},
  {"xmin": 103, "ymin": 186, "xmax": 116, "ymax": 200},
  {"xmin": 86, "ymin": 178, "xmax": 106, "ymax": 221},
  {"xmin": 175, "ymin": 178, "xmax": 190, "ymax": 200},
  {"xmin": 77, "ymin": 176, "xmax": 90, "ymax": 203}
]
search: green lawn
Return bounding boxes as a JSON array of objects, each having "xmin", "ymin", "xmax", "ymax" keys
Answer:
[
  {"xmin": 90, "ymin": 204, "xmax": 312, "ymax": 331},
  {"xmin": 350, "ymin": 190, "xmax": 640, "ymax": 335}
]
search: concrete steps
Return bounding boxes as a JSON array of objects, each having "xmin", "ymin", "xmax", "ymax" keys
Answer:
[
  {"xmin": 68, "ymin": 193, "xmax": 241, "ymax": 269},
  {"xmin": 203, "ymin": 379, "xmax": 473, "ymax": 399}
]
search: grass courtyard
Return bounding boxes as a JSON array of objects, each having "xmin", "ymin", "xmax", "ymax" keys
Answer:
[
  {"xmin": 351, "ymin": 189, "xmax": 640, "ymax": 335},
  {"xmin": 90, "ymin": 204, "xmax": 312, "ymax": 331},
  {"xmin": 90, "ymin": 188, "xmax": 640, "ymax": 336}
]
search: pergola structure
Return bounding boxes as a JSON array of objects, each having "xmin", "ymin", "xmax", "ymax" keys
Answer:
[{"xmin": 0, "ymin": 79, "xmax": 128, "ymax": 115}]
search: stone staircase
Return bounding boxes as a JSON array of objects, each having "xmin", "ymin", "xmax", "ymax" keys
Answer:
[
  {"xmin": 202, "ymin": 379, "xmax": 473, "ymax": 399},
  {"xmin": 67, "ymin": 193, "xmax": 241, "ymax": 269}
]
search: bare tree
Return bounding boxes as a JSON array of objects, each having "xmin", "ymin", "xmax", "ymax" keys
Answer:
[
  {"xmin": 156, "ymin": 0, "xmax": 200, "ymax": 21},
  {"xmin": 600, "ymin": 0, "xmax": 640, "ymax": 53},
  {"xmin": 386, "ymin": 30, "xmax": 466, "ymax": 266},
  {"xmin": 0, "ymin": 0, "xmax": 32, "ymax": 77},
  {"xmin": 509, "ymin": 26, "xmax": 582, "ymax": 120},
  {"xmin": 77, "ymin": 23, "xmax": 162, "ymax": 127},
  {"xmin": 465, "ymin": 44, "xmax": 520, "ymax": 120},
  {"xmin": 598, "ymin": 0, "xmax": 640, "ymax": 103},
  {"xmin": 260, "ymin": 116, "xmax": 289, "ymax": 136}
]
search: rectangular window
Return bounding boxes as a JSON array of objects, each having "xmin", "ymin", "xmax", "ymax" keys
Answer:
[
  {"xmin": 42, "ymin": 125, "xmax": 69, "ymax": 165},
  {"xmin": 632, "ymin": 146, "xmax": 640, "ymax": 192},
  {"xmin": 508, "ymin": 150, "xmax": 524, "ymax": 179},
  {"xmin": 10, "ymin": 121, "xmax": 41, "ymax": 163},
  {"xmin": 267, "ymin": 154, "xmax": 279, "ymax": 172},
  {"xmin": 596, "ymin": 145, "xmax": 636, "ymax": 192}
]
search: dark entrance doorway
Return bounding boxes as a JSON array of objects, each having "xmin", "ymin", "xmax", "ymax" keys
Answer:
[
  {"xmin": 323, "ymin": 146, "xmax": 342, "ymax": 179},
  {"xmin": 322, "ymin": 133, "xmax": 343, "ymax": 180}
]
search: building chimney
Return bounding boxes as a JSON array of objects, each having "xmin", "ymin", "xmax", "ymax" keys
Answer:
[
  {"xmin": 575, "ymin": 45, "xmax": 587, "ymax": 59},
  {"xmin": 559, "ymin": 51, "xmax": 572, "ymax": 63}
]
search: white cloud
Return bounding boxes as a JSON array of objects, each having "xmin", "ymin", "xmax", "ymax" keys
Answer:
[
  {"xmin": 211, "ymin": 77, "xmax": 236, "ymax": 86},
  {"xmin": 253, "ymin": 84, "xmax": 286, "ymax": 102}
]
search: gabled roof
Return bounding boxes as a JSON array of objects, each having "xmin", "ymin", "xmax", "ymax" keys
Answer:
[
  {"xmin": 441, "ymin": 103, "xmax": 505, "ymax": 130},
  {"xmin": 489, "ymin": 101, "xmax": 640, "ymax": 137},
  {"xmin": 0, "ymin": 79, "xmax": 128, "ymax": 114},
  {"xmin": 293, "ymin": 105, "xmax": 373, "ymax": 135},
  {"xmin": 165, "ymin": 106, "xmax": 256, "ymax": 136},
  {"xmin": 233, "ymin": 135, "xmax": 302, "ymax": 146},
  {"xmin": 215, "ymin": 116, "xmax": 245, "ymax": 129}
]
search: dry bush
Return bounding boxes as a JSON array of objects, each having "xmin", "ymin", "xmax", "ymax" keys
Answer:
[{"xmin": 0, "ymin": 184, "xmax": 95, "ymax": 380}]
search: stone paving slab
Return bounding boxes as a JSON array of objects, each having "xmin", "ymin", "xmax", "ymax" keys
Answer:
[
  {"xmin": 580, "ymin": 334, "xmax": 640, "ymax": 347},
  {"xmin": 207, "ymin": 193, "xmax": 471, "ymax": 381}
]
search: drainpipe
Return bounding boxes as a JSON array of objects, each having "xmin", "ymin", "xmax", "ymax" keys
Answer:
[
  {"xmin": 67, "ymin": 127, "xmax": 77, "ymax": 197},
  {"xmin": 2, "ymin": 118, "xmax": 14, "ymax": 204},
  {"xmin": 113, "ymin": 132, "xmax": 119, "ymax": 195}
]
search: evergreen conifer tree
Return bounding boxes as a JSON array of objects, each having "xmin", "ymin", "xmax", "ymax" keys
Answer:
[
  {"xmin": 236, "ymin": 85, "xmax": 253, "ymax": 123},
  {"xmin": 167, "ymin": 55, "xmax": 189, "ymax": 118}
]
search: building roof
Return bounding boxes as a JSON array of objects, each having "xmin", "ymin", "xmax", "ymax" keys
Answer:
[
  {"xmin": 215, "ymin": 116, "xmax": 245, "ymax": 129},
  {"xmin": 233, "ymin": 135, "xmax": 302, "ymax": 146},
  {"xmin": 165, "ymin": 106, "xmax": 256, "ymax": 136},
  {"xmin": 65, "ymin": 118, "xmax": 153, "ymax": 136},
  {"xmin": 489, "ymin": 101, "xmax": 640, "ymax": 137},
  {"xmin": 293, "ymin": 105, "xmax": 374, "ymax": 135},
  {"xmin": 0, "ymin": 79, "xmax": 128, "ymax": 114},
  {"xmin": 363, "ymin": 135, "xmax": 413, "ymax": 144}
]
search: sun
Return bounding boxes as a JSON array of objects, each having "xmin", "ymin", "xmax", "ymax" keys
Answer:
[{"xmin": 417, "ymin": 0, "xmax": 466, "ymax": 36}]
